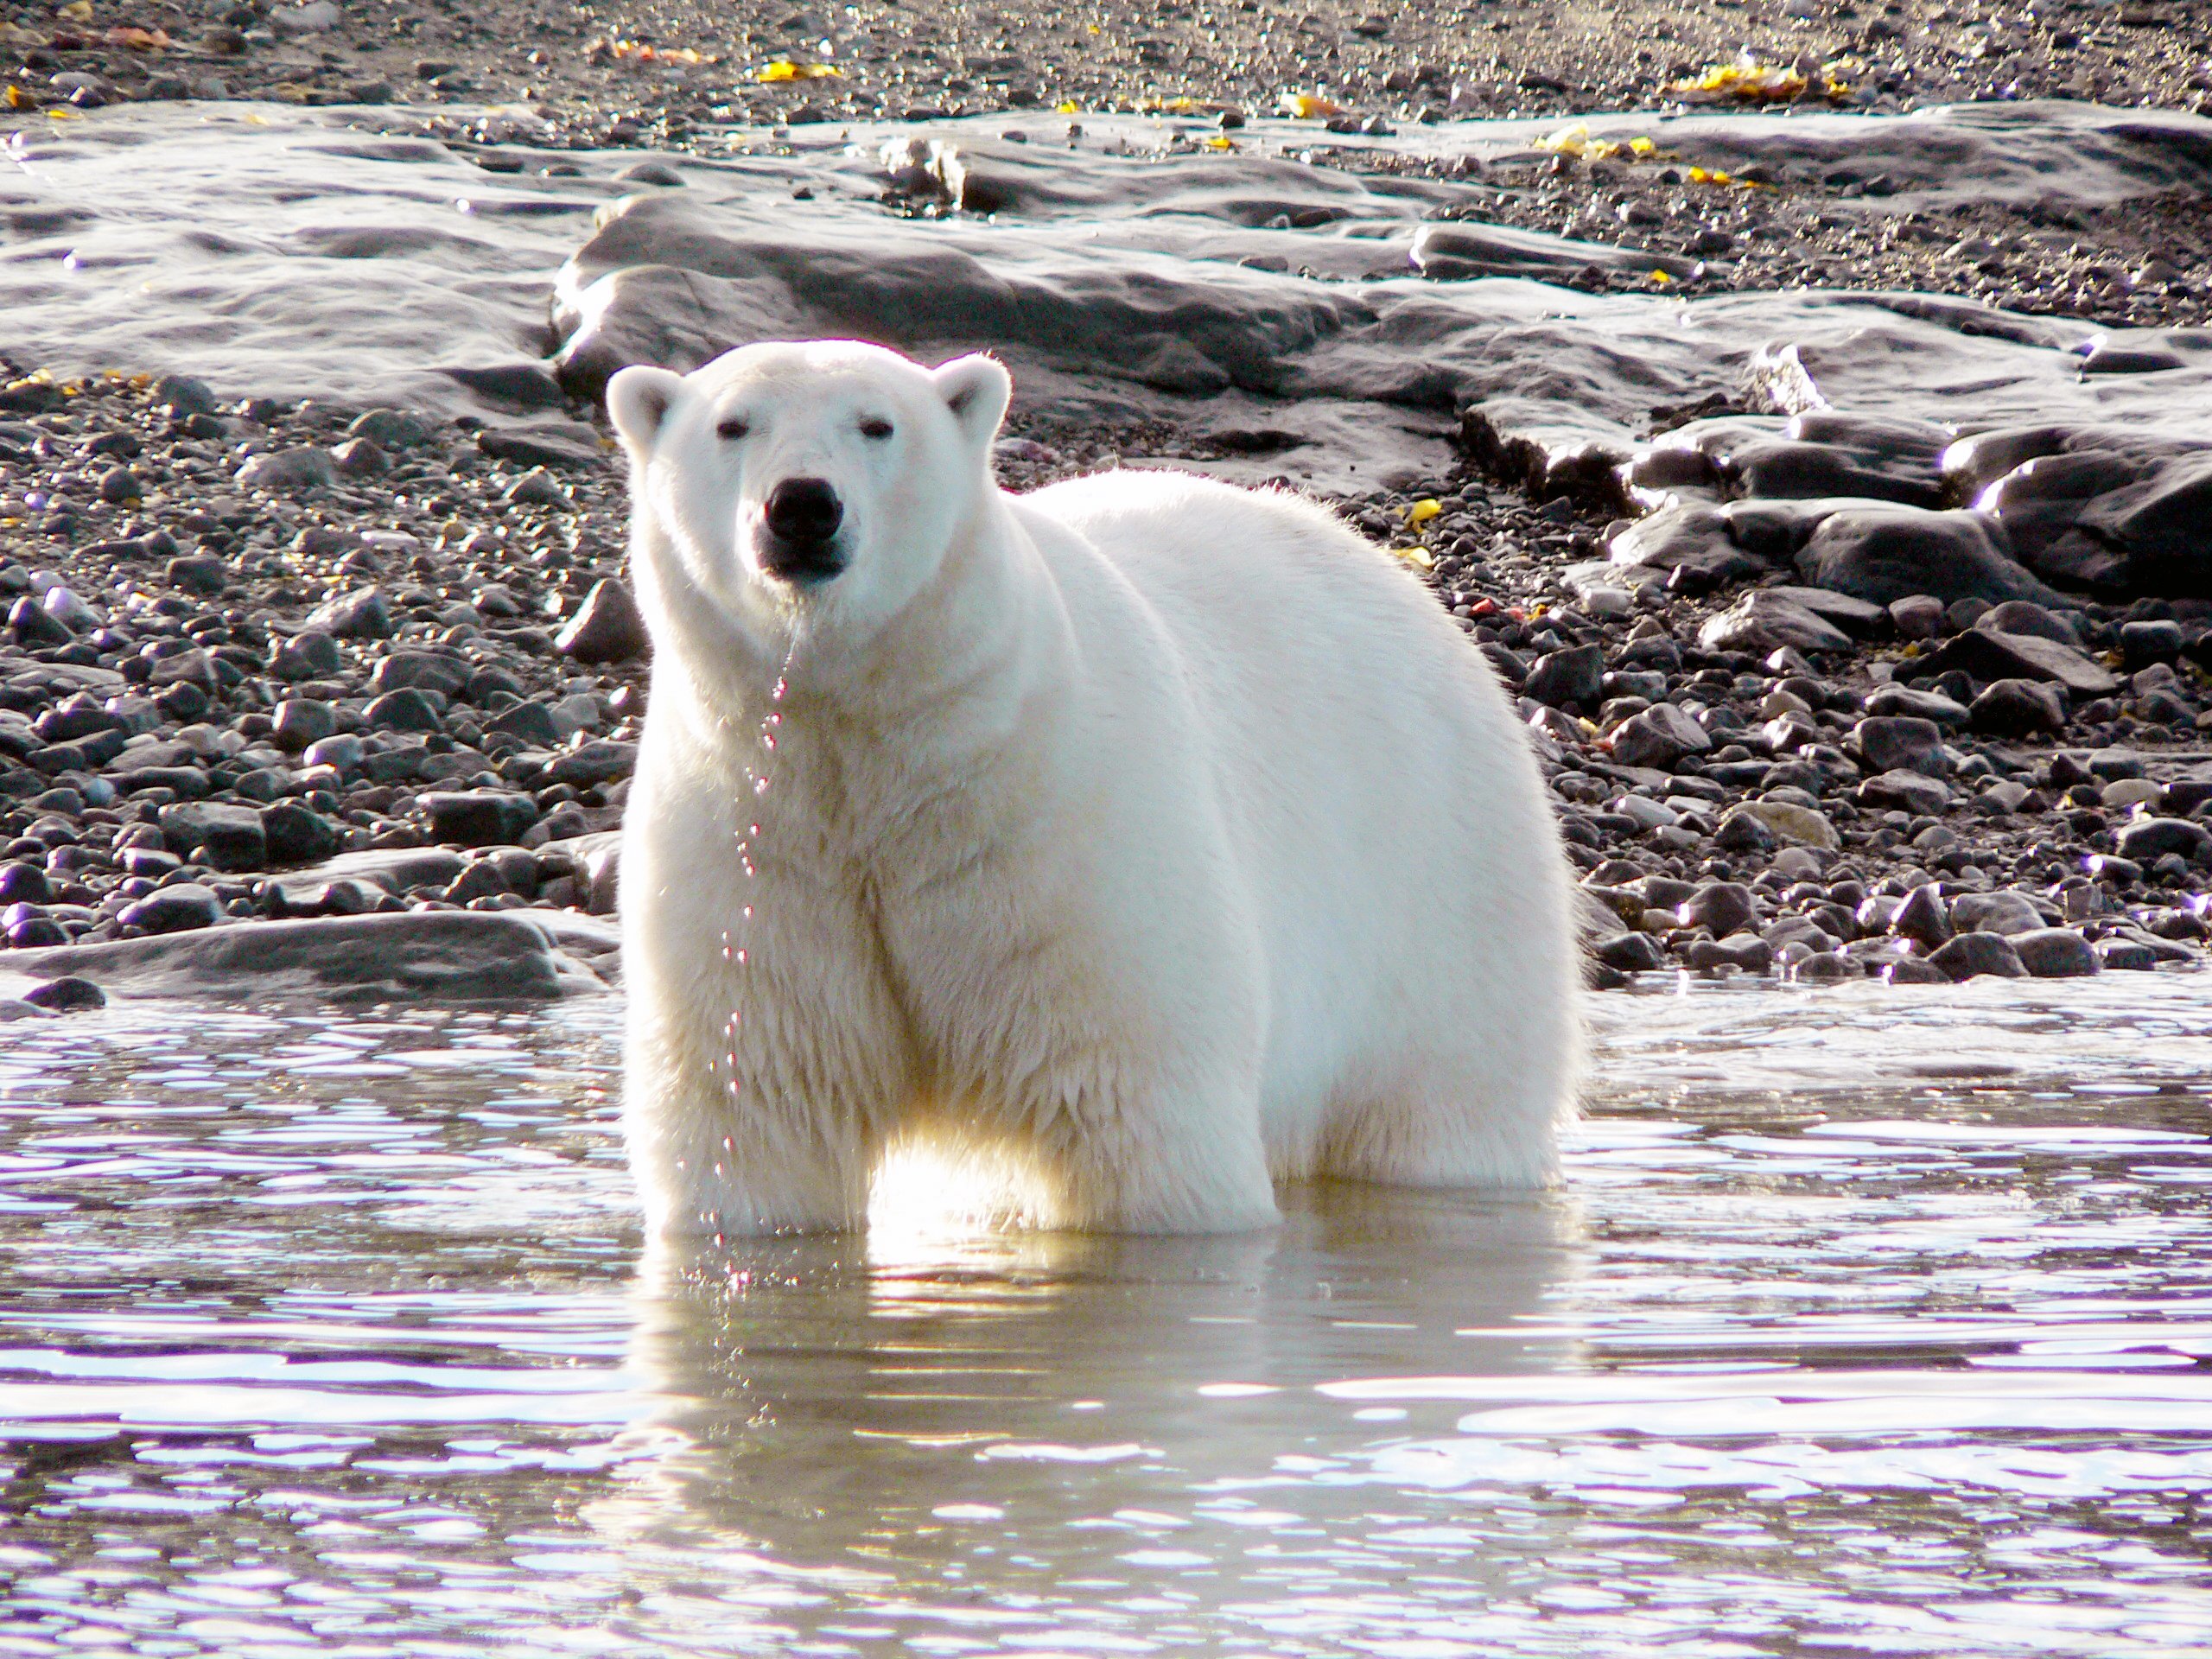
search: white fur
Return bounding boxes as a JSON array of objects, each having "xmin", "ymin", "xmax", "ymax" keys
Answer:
[{"xmin": 608, "ymin": 340, "xmax": 1580, "ymax": 1236}]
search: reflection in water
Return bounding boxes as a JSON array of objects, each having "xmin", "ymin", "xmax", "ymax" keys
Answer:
[
  {"xmin": 599, "ymin": 1185, "xmax": 1581, "ymax": 1637},
  {"xmin": 1, "ymin": 982, "xmax": 2209, "ymax": 1656}
]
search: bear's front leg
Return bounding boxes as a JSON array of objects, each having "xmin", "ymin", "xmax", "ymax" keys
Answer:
[
  {"xmin": 625, "ymin": 1027, "xmax": 873, "ymax": 1237},
  {"xmin": 1037, "ymin": 1071, "xmax": 1279, "ymax": 1234}
]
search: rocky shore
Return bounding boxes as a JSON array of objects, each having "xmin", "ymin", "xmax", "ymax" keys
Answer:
[{"xmin": 0, "ymin": 355, "xmax": 2205, "ymax": 1007}]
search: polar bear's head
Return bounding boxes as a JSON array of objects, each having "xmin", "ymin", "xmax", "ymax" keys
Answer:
[{"xmin": 606, "ymin": 340, "xmax": 1010, "ymax": 653}]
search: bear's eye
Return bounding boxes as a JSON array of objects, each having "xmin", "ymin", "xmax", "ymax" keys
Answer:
[
  {"xmin": 716, "ymin": 416, "xmax": 750, "ymax": 441},
  {"xmin": 860, "ymin": 416, "xmax": 894, "ymax": 441}
]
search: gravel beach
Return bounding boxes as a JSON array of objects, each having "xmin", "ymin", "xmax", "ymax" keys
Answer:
[{"xmin": 1, "ymin": 1, "xmax": 2210, "ymax": 1003}]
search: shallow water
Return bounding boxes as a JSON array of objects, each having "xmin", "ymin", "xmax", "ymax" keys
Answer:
[{"xmin": 3, "ymin": 977, "xmax": 2209, "ymax": 1656}]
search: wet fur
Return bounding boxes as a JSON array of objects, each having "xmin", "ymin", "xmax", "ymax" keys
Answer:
[{"xmin": 609, "ymin": 340, "xmax": 1580, "ymax": 1236}]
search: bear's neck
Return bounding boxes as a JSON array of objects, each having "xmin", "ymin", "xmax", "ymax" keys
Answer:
[{"xmin": 661, "ymin": 489, "xmax": 1075, "ymax": 868}]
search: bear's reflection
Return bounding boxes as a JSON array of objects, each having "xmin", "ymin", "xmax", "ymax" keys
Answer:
[{"xmin": 588, "ymin": 1182, "xmax": 1584, "ymax": 1621}]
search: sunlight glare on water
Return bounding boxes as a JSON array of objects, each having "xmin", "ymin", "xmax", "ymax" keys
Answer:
[{"xmin": 0, "ymin": 976, "xmax": 2209, "ymax": 1656}]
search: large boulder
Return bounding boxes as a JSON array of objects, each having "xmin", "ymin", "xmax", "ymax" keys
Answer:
[{"xmin": 1793, "ymin": 505, "xmax": 2055, "ymax": 607}]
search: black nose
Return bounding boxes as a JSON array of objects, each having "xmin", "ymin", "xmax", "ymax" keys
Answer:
[{"xmin": 763, "ymin": 476, "xmax": 842, "ymax": 546}]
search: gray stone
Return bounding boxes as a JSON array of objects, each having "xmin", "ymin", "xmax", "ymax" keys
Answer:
[
  {"xmin": 370, "ymin": 651, "xmax": 472, "ymax": 697},
  {"xmin": 1929, "ymin": 931, "xmax": 2028, "ymax": 981},
  {"xmin": 1891, "ymin": 883, "xmax": 1952, "ymax": 950},
  {"xmin": 118, "ymin": 882, "xmax": 224, "ymax": 935},
  {"xmin": 1523, "ymin": 644, "xmax": 1605, "ymax": 710},
  {"xmin": 2012, "ymin": 927, "xmax": 2101, "ymax": 977},
  {"xmin": 157, "ymin": 802, "xmax": 265, "ymax": 872},
  {"xmin": 271, "ymin": 697, "xmax": 336, "ymax": 753},
  {"xmin": 1854, "ymin": 770, "xmax": 1952, "ymax": 816},
  {"xmin": 1853, "ymin": 715, "xmax": 1948, "ymax": 778},
  {"xmin": 1864, "ymin": 683, "xmax": 1969, "ymax": 725},
  {"xmin": 1913, "ymin": 628, "xmax": 2120, "ymax": 699},
  {"xmin": 261, "ymin": 801, "xmax": 346, "ymax": 866},
  {"xmin": 1607, "ymin": 702, "xmax": 1712, "ymax": 770},
  {"xmin": 1795, "ymin": 505, "xmax": 2055, "ymax": 607},
  {"xmin": 269, "ymin": 629, "xmax": 342, "ymax": 681},
  {"xmin": 1970, "ymin": 677, "xmax": 2069, "ymax": 737},
  {"xmin": 554, "ymin": 578, "xmax": 650, "ymax": 664},
  {"xmin": 423, "ymin": 790, "xmax": 538, "ymax": 848},
  {"xmin": 302, "ymin": 586, "xmax": 393, "ymax": 640},
  {"xmin": 1679, "ymin": 881, "xmax": 1756, "ymax": 937},
  {"xmin": 1950, "ymin": 890, "xmax": 2050, "ymax": 936},
  {"xmin": 1979, "ymin": 600, "xmax": 2084, "ymax": 650},
  {"xmin": 1698, "ymin": 590, "xmax": 1852, "ymax": 656},
  {"xmin": 12, "ymin": 910, "xmax": 619, "ymax": 1002},
  {"xmin": 235, "ymin": 447, "xmax": 338, "ymax": 491},
  {"xmin": 2116, "ymin": 817, "xmax": 2212, "ymax": 865}
]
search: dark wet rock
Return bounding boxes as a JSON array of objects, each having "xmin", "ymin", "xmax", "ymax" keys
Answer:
[
  {"xmin": 555, "ymin": 578, "xmax": 650, "ymax": 664},
  {"xmin": 486, "ymin": 700, "xmax": 563, "ymax": 746},
  {"xmin": 1593, "ymin": 930, "xmax": 1665, "ymax": 973},
  {"xmin": 160, "ymin": 802, "xmax": 266, "ymax": 872},
  {"xmin": 2116, "ymin": 816, "xmax": 2212, "ymax": 865},
  {"xmin": 303, "ymin": 586, "xmax": 393, "ymax": 641},
  {"xmin": 11, "ymin": 909, "xmax": 619, "ymax": 1002},
  {"xmin": 1929, "ymin": 931, "xmax": 2027, "ymax": 981},
  {"xmin": 1697, "ymin": 589, "xmax": 1850, "ymax": 656},
  {"xmin": 365, "ymin": 687, "xmax": 446, "ymax": 734},
  {"xmin": 1970, "ymin": 677, "xmax": 2068, "ymax": 737},
  {"xmin": 1523, "ymin": 644, "xmax": 1605, "ymax": 709},
  {"xmin": 9, "ymin": 595, "xmax": 73, "ymax": 649},
  {"xmin": 20, "ymin": 974, "xmax": 102, "ymax": 1011},
  {"xmin": 2012, "ymin": 927, "xmax": 2101, "ymax": 977},
  {"xmin": 118, "ymin": 882, "xmax": 224, "ymax": 935},
  {"xmin": 423, "ymin": 790, "xmax": 538, "ymax": 848},
  {"xmin": 2120, "ymin": 618, "xmax": 2187, "ymax": 668},
  {"xmin": 1912, "ymin": 628, "xmax": 2120, "ymax": 699},
  {"xmin": 166, "ymin": 555, "xmax": 230, "ymax": 597},
  {"xmin": 1950, "ymin": 890, "xmax": 2049, "ymax": 937},
  {"xmin": 154, "ymin": 374, "xmax": 217, "ymax": 417},
  {"xmin": 332, "ymin": 436, "xmax": 388, "ymax": 476},
  {"xmin": 1685, "ymin": 933, "xmax": 1772, "ymax": 973},
  {"xmin": 1726, "ymin": 433, "xmax": 1943, "ymax": 509},
  {"xmin": 268, "ymin": 629, "xmax": 343, "ymax": 681},
  {"xmin": 0, "ymin": 861, "xmax": 53, "ymax": 906},
  {"xmin": 542, "ymin": 740, "xmax": 637, "ymax": 789},
  {"xmin": 1885, "ymin": 957, "xmax": 1951, "ymax": 985},
  {"xmin": 261, "ymin": 802, "xmax": 346, "ymax": 867},
  {"xmin": 2080, "ymin": 459, "xmax": 2212, "ymax": 598},
  {"xmin": 1853, "ymin": 715, "xmax": 1948, "ymax": 778},
  {"xmin": 1606, "ymin": 702, "xmax": 1710, "ymax": 769},
  {"xmin": 270, "ymin": 697, "xmax": 336, "ymax": 753},
  {"xmin": 1793, "ymin": 506, "xmax": 2053, "ymax": 608},
  {"xmin": 1679, "ymin": 880, "xmax": 1755, "ymax": 937},
  {"xmin": 1890, "ymin": 883, "xmax": 1952, "ymax": 950}
]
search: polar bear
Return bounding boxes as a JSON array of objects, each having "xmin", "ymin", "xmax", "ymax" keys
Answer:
[{"xmin": 606, "ymin": 340, "xmax": 1579, "ymax": 1237}]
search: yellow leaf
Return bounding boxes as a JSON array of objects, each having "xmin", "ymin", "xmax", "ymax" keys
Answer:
[
  {"xmin": 1056, "ymin": 99, "xmax": 1080, "ymax": 113},
  {"xmin": 3, "ymin": 85, "xmax": 33, "ymax": 110},
  {"xmin": 1405, "ymin": 498, "xmax": 1442, "ymax": 526},
  {"xmin": 760, "ymin": 58, "xmax": 839, "ymax": 81},
  {"xmin": 1649, "ymin": 269, "xmax": 1674, "ymax": 285},
  {"xmin": 1278, "ymin": 91, "xmax": 1343, "ymax": 119},
  {"xmin": 43, "ymin": 108, "xmax": 79, "ymax": 120},
  {"xmin": 1629, "ymin": 135, "xmax": 1655, "ymax": 155},
  {"xmin": 1205, "ymin": 134, "xmax": 1235, "ymax": 150},
  {"xmin": 1392, "ymin": 543, "xmax": 1435, "ymax": 569}
]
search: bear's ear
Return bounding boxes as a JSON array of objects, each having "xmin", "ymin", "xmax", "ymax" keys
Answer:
[
  {"xmin": 606, "ymin": 365, "xmax": 690, "ymax": 457},
  {"xmin": 933, "ymin": 353, "xmax": 1011, "ymax": 449}
]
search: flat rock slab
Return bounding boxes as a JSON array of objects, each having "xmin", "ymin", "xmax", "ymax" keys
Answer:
[{"xmin": 3, "ymin": 909, "xmax": 620, "ymax": 1003}]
